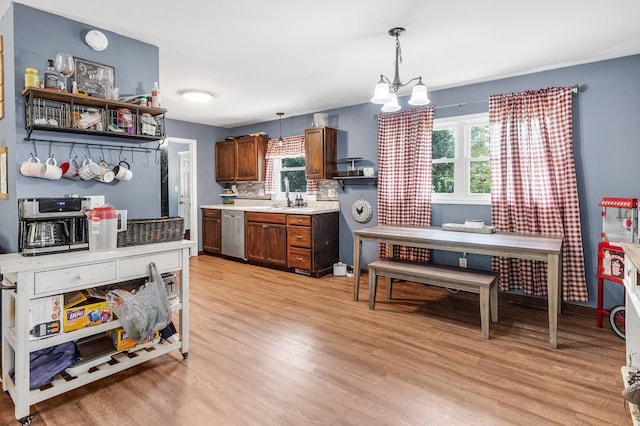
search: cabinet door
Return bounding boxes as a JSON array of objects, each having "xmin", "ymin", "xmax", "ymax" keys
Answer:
[
  {"xmin": 215, "ymin": 140, "xmax": 236, "ymax": 182},
  {"xmin": 305, "ymin": 127, "xmax": 337, "ymax": 179},
  {"xmin": 264, "ymin": 224, "xmax": 288, "ymax": 267},
  {"xmin": 245, "ymin": 221, "xmax": 266, "ymax": 262},
  {"xmin": 202, "ymin": 210, "xmax": 222, "ymax": 255},
  {"xmin": 236, "ymin": 137, "xmax": 259, "ymax": 181}
]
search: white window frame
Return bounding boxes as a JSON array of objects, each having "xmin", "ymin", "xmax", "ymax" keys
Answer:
[
  {"xmin": 432, "ymin": 112, "xmax": 490, "ymax": 205},
  {"xmin": 273, "ymin": 156, "xmax": 307, "ymax": 200}
]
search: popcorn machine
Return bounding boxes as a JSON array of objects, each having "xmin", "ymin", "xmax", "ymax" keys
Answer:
[{"xmin": 596, "ymin": 197, "xmax": 638, "ymax": 328}]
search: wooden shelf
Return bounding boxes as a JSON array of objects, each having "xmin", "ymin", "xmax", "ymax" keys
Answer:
[
  {"xmin": 22, "ymin": 87, "xmax": 166, "ymax": 141},
  {"xmin": 332, "ymin": 175, "xmax": 377, "ymax": 190}
]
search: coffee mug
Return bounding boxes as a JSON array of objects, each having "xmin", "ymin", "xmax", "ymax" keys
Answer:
[
  {"xmin": 112, "ymin": 160, "xmax": 133, "ymax": 182},
  {"xmin": 20, "ymin": 156, "xmax": 45, "ymax": 178},
  {"xmin": 61, "ymin": 157, "xmax": 81, "ymax": 180},
  {"xmin": 41, "ymin": 157, "xmax": 64, "ymax": 180},
  {"xmin": 94, "ymin": 160, "xmax": 115, "ymax": 183},
  {"xmin": 78, "ymin": 158, "xmax": 101, "ymax": 180}
]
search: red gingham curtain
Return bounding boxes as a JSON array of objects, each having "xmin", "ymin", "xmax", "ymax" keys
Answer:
[
  {"xmin": 377, "ymin": 107, "xmax": 434, "ymax": 262},
  {"xmin": 489, "ymin": 87, "xmax": 587, "ymax": 302},
  {"xmin": 265, "ymin": 136, "xmax": 317, "ymax": 194}
]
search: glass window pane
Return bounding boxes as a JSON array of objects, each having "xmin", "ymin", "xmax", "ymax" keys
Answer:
[
  {"xmin": 432, "ymin": 128, "xmax": 455, "ymax": 159},
  {"xmin": 280, "ymin": 170, "xmax": 307, "ymax": 192},
  {"xmin": 470, "ymin": 125, "xmax": 489, "ymax": 158},
  {"xmin": 282, "ymin": 157, "xmax": 305, "ymax": 167},
  {"xmin": 469, "ymin": 161, "xmax": 491, "ymax": 194},
  {"xmin": 432, "ymin": 163, "xmax": 454, "ymax": 193}
]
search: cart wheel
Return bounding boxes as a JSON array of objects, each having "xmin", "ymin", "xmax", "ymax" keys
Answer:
[
  {"xmin": 19, "ymin": 414, "xmax": 34, "ymax": 425},
  {"xmin": 609, "ymin": 305, "xmax": 626, "ymax": 339},
  {"xmin": 182, "ymin": 352, "xmax": 189, "ymax": 360}
]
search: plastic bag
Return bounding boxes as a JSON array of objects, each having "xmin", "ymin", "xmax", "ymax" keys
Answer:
[
  {"xmin": 106, "ymin": 262, "xmax": 171, "ymax": 342},
  {"xmin": 10, "ymin": 341, "xmax": 77, "ymax": 389}
]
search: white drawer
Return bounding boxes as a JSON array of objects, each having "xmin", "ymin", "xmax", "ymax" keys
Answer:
[
  {"xmin": 118, "ymin": 251, "xmax": 182, "ymax": 280},
  {"xmin": 34, "ymin": 262, "xmax": 117, "ymax": 294}
]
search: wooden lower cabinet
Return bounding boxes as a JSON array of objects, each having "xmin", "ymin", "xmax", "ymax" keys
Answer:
[
  {"xmin": 287, "ymin": 212, "xmax": 339, "ymax": 277},
  {"xmin": 202, "ymin": 208, "xmax": 222, "ymax": 255},
  {"xmin": 245, "ymin": 212, "xmax": 288, "ymax": 267}
]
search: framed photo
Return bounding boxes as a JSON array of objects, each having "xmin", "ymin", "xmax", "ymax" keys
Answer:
[{"xmin": 73, "ymin": 57, "xmax": 114, "ymax": 99}]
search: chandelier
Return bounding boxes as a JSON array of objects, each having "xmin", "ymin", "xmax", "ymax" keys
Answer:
[{"xmin": 370, "ymin": 27, "xmax": 430, "ymax": 112}]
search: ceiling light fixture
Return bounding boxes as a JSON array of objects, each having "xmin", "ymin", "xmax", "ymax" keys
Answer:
[
  {"xmin": 276, "ymin": 112, "xmax": 285, "ymax": 146},
  {"xmin": 180, "ymin": 90, "xmax": 215, "ymax": 103},
  {"xmin": 371, "ymin": 27, "xmax": 430, "ymax": 112}
]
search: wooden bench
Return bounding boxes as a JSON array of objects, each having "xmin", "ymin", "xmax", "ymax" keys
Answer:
[{"xmin": 368, "ymin": 259, "xmax": 499, "ymax": 339}]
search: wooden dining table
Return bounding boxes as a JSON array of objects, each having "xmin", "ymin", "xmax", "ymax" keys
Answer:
[{"xmin": 353, "ymin": 225, "xmax": 564, "ymax": 348}]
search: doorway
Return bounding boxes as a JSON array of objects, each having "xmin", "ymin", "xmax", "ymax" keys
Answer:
[{"xmin": 162, "ymin": 137, "xmax": 198, "ymax": 257}]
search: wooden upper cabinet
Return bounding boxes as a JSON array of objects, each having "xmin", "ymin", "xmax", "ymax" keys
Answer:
[
  {"xmin": 215, "ymin": 135, "xmax": 267, "ymax": 182},
  {"xmin": 215, "ymin": 140, "xmax": 236, "ymax": 181},
  {"xmin": 305, "ymin": 127, "xmax": 337, "ymax": 180}
]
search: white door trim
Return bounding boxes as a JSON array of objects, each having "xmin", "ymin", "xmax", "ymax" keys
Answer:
[{"xmin": 166, "ymin": 136, "xmax": 198, "ymax": 257}]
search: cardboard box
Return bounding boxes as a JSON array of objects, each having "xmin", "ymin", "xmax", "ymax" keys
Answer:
[
  {"xmin": 29, "ymin": 295, "xmax": 62, "ymax": 340},
  {"xmin": 63, "ymin": 298, "xmax": 113, "ymax": 332},
  {"xmin": 109, "ymin": 327, "xmax": 159, "ymax": 350}
]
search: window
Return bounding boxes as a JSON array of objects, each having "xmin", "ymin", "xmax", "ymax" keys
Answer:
[
  {"xmin": 432, "ymin": 112, "xmax": 490, "ymax": 204},
  {"xmin": 274, "ymin": 156, "xmax": 307, "ymax": 197}
]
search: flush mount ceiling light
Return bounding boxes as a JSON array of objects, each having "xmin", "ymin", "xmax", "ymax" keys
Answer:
[
  {"xmin": 276, "ymin": 112, "xmax": 285, "ymax": 146},
  {"xmin": 371, "ymin": 27, "xmax": 430, "ymax": 112},
  {"xmin": 180, "ymin": 90, "xmax": 216, "ymax": 103},
  {"xmin": 85, "ymin": 30, "xmax": 108, "ymax": 51}
]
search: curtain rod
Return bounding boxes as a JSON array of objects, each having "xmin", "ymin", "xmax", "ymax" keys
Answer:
[{"xmin": 434, "ymin": 84, "xmax": 579, "ymax": 110}]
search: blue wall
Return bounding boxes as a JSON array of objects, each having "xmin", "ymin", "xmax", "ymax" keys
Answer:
[
  {"xmin": 225, "ymin": 55, "xmax": 640, "ymax": 307},
  {"xmin": 4, "ymin": 4, "xmax": 639, "ymax": 307}
]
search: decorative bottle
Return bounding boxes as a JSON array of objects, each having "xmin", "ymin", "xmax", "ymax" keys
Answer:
[
  {"xmin": 43, "ymin": 59, "xmax": 58, "ymax": 89},
  {"xmin": 151, "ymin": 82, "xmax": 161, "ymax": 108}
]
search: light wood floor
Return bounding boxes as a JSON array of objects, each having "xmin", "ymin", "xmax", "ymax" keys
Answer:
[{"xmin": 0, "ymin": 255, "xmax": 630, "ymax": 425}]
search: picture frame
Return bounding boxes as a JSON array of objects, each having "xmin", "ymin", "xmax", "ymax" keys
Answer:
[
  {"xmin": 0, "ymin": 144, "xmax": 7, "ymax": 200},
  {"xmin": 73, "ymin": 57, "xmax": 114, "ymax": 99}
]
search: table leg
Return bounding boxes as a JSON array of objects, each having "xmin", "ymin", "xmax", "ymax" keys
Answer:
[
  {"xmin": 547, "ymin": 253, "xmax": 561, "ymax": 349},
  {"xmin": 353, "ymin": 235, "xmax": 362, "ymax": 301}
]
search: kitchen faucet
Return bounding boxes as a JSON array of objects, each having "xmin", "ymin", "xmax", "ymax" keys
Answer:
[{"xmin": 284, "ymin": 176, "xmax": 291, "ymax": 207}]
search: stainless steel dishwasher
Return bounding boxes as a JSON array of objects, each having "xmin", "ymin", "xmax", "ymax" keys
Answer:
[{"xmin": 221, "ymin": 210, "xmax": 246, "ymax": 260}]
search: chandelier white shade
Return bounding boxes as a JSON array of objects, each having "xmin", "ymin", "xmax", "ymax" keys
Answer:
[{"xmin": 371, "ymin": 27, "xmax": 430, "ymax": 111}]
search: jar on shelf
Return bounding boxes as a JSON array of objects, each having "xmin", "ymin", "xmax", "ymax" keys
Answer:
[{"xmin": 24, "ymin": 67, "xmax": 39, "ymax": 89}]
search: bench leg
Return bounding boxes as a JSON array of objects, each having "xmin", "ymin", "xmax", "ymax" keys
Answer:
[
  {"xmin": 480, "ymin": 286, "xmax": 490, "ymax": 339},
  {"xmin": 490, "ymin": 283, "xmax": 498, "ymax": 323},
  {"xmin": 368, "ymin": 268, "xmax": 378, "ymax": 309},
  {"xmin": 386, "ymin": 276, "xmax": 393, "ymax": 300}
]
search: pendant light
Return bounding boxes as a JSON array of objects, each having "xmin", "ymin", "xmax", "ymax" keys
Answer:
[
  {"xmin": 277, "ymin": 112, "xmax": 285, "ymax": 146},
  {"xmin": 370, "ymin": 27, "xmax": 430, "ymax": 111}
]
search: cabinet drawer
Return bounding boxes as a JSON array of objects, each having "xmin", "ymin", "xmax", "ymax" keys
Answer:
[
  {"xmin": 288, "ymin": 247, "xmax": 312, "ymax": 270},
  {"xmin": 288, "ymin": 226, "xmax": 312, "ymax": 248},
  {"xmin": 118, "ymin": 250, "xmax": 182, "ymax": 280},
  {"xmin": 246, "ymin": 212, "xmax": 287, "ymax": 224},
  {"xmin": 34, "ymin": 262, "xmax": 117, "ymax": 294},
  {"xmin": 202, "ymin": 209, "xmax": 221, "ymax": 218},
  {"xmin": 287, "ymin": 215, "xmax": 311, "ymax": 226}
]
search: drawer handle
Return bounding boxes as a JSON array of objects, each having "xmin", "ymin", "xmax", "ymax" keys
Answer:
[
  {"xmin": 75, "ymin": 274, "xmax": 83, "ymax": 280},
  {"xmin": 296, "ymin": 256, "xmax": 304, "ymax": 261},
  {"xmin": 296, "ymin": 235, "xmax": 303, "ymax": 239},
  {"xmin": 296, "ymin": 219, "xmax": 303, "ymax": 223}
]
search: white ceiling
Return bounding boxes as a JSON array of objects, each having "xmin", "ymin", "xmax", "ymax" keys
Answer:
[{"xmin": 3, "ymin": 1, "xmax": 640, "ymax": 128}]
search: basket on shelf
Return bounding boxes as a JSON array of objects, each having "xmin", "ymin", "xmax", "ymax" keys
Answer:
[{"xmin": 117, "ymin": 217, "xmax": 184, "ymax": 247}]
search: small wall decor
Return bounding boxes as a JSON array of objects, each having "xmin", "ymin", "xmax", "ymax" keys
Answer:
[
  {"xmin": 74, "ymin": 57, "xmax": 114, "ymax": 99},
  {"xmin": 0, "ymin": 141, "xmax": 7, "ymax": 199}
]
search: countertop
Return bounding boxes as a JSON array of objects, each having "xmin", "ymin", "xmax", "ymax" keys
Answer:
[{"xmin": 200, "ymin": 203, "xmax": 340, "ymax": 215}]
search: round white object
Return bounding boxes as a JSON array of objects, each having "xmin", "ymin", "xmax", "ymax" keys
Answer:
[
  {"xmin": 85, "ymin": 30, "xmax": 109, "ymax": 51},
  {"xmin": 351, "ymin": 199, "xmax": 373, "ymax": 223}
]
